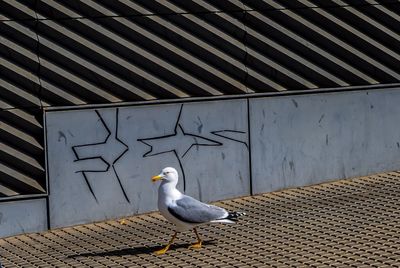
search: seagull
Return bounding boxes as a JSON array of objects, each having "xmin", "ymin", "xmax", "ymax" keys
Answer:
[{"xmin": 151, "ymin": 167, "xmax": 246, "ymax": 254}]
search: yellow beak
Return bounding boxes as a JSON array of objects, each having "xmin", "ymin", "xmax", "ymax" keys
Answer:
[{"xmin": 152, "ymin": 174, "xmax": 163, "ymax": 183}]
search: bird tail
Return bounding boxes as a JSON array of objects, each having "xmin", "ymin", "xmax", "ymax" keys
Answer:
[
  {"xmin": 226, "ymin": 211, "xmax": 246, "ymax": 222},
  {"xmin": 213, "ymin": 211, "xmax": 246, "ymax": 224}
]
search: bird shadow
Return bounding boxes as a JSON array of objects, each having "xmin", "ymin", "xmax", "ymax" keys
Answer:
[{"xmin": 67, "ymin": 240, "xmax": 218, "ymax": 258}]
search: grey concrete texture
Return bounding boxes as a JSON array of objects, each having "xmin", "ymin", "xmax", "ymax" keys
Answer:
[
  {"xmin": 45, "ymin": 99, "xmax": 249, "ymax": 228},
  {"xmin": 0, "ymin": 198, "xmax": 47, "ymax": 237},
  {"xmin": 250, "ymin": 88, "xmax": 400, "ymax": 193},
  {"xmin": 44, "ymin": 87, "xmax": 400, "ymax": 230}
]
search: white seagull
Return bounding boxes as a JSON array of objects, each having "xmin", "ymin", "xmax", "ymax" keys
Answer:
[{"xmin": 151, "ymin": 167, "xmax": 246, "ymax": 254}]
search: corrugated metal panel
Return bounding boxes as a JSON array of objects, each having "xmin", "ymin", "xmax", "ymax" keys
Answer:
[{"xmin": 1, "ymin": 0, "xmax": 400, "ymax": 198}]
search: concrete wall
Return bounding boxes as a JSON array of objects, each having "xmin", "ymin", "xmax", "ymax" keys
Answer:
[
  {"xmin": 45, "ymin": 100, "xmax": 249, "ymax": 228},
  {"xmin": 3, "ymin": 0, "xmax": 400, "ymax": 201},
  {"xmin": 0, "ymin": 198, "xmax": 47, "ymax": 237},
  {"xmin": 2, "ymin": 87, "xmax": 400, "ymax": 235},
  {"xmin": 250, "ymin": 89, "xmax": 400, "ymax": 193}
]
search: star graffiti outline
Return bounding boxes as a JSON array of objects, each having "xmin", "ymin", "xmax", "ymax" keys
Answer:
[
  {"xmin": 137, "ymin": 104, "xmax": 248, "ymax": 192},
  {"xmin": 72, "ymin": 108, "xmax": 130, "ymax": 203}
]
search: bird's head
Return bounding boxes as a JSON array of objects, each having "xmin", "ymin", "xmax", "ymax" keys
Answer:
[{"xmin": 152, "ymin": 167, "xmax": 178, "ymax": 183}]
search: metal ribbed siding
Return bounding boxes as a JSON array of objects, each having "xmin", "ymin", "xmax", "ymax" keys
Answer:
[{"xmin": 1, "ymin": 0, "xmax": 400, "ymax": 198}]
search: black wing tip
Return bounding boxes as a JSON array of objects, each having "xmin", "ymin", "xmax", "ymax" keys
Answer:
[{"xmin": 227, "ymin": 211, "xmax": 246, "ymax": 222}]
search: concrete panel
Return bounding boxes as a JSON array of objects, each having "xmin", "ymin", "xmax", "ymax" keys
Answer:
[
  {"xmin": 46, "ymin": 99, "xmax": 249, "ymax": 228},
  {"xmin": 250, "ymin": 88, "xmax": 400, "ymax": 194},
  {"xmin": 0, "ymin": 198, "xmax": 47, "ymax": 238}
]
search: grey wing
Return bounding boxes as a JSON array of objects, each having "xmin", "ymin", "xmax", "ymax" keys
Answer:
[{"xmin": 168, "ymin": 196, "xmax": 228, "ymax": 224}]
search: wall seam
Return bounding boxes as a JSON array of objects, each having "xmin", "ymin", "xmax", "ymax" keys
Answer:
[
  {"xmin": 33, "ymin": 0, "xmax": 43, "ymax": 110},
  {"xmin": 246, "ymin": 98, "xmax": 253, "ymax": 195}
]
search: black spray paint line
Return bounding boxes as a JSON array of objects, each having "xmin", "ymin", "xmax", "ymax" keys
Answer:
[
  {"xmin": 174, "ymin": 150, "xmax": 186, "ymax": 193},
  {"xmin": 137, "ymin": 104, "xmax": 248, "ymax": 194},
  {"xmin": 137, "ymin": 105, "xmax": 187, "ymax": 191},
  {"xmin": 138, "ymin": 104, "xmax": 184, "ymax": 157},
  {"xmin": 72, "ymin": 110, "xmax": 111, "ymax": 203},
  {"xmin": 72, "ymin": 108, "xmax": 130, "ymax": 203},
  {"xmin": 211, "ymin": 130, "xmax": 249, "ymax": 149},
  {"xmin": 138, "ymin": 104, "xmax": 221, "ymax": 192},
  {"xmin": 179, "ymin": 124, "xmax": 223, "ymax": 158},
  {"xmin": 112, "ymin": 108, "xmax": 130, "ymax": 203}
]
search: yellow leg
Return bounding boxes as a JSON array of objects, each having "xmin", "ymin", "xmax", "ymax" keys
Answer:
[
  {"xmin": 188, "ymin": 228, "xmax": 202, "ymax": 249},
  {"xmin": 154, "ymin": 231, "xmax": 177, "ymax": 255}
]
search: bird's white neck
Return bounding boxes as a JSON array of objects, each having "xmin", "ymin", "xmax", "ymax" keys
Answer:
[{"xmin": 158, "ymin": 180, "xmax": 182, "ymax": 201}]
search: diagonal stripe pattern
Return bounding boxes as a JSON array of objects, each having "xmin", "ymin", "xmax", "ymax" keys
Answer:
[{"xmin": 1, "ymin": 1, "xmax": 400, "ymax": 197}]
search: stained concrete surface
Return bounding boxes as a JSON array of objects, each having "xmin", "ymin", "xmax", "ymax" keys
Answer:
[{"xmin": 1, "ymin": 171, "xmax": 400, "ymax": 267}]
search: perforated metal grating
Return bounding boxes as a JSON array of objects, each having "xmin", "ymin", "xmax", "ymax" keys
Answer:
[{"xmin": 1, "ymin": 171, "xmax": 400, "ymax": 267}]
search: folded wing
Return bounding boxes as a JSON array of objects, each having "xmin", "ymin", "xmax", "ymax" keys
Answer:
[{"xmin": 168, "ymin": 195, "xmax": 228, "ymax": 224}]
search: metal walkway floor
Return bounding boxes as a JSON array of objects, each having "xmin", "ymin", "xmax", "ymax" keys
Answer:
[{"xmin": 1, "ymin": 172, "xmax": 400, "ymax": 267}]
